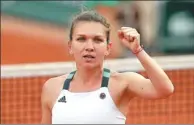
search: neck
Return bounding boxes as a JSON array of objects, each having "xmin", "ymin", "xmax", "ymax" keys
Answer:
[{"xmin": 74, "ymin": 66, "xmax": 104, "ymax": 85}]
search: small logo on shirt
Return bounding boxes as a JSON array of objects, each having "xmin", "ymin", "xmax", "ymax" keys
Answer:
[
  {"xmin": 100, "ymin": 92, "xmax": 106, "ymax": 99},
  {"xmin": 58, "ymin": 96, "xmax": 67, "ymax": 103}
]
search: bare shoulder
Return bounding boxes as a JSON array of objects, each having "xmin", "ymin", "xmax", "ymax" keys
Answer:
[
  {"xmin": 109, "ymin": 70, "xmax": 125, "ymax": 81},
  {"xmin": 42, "ymin": 74, "xmax": 68, "ymax": 92},
  {"xmin": 109, "ymin": 70, "xmax": 129, "ymax": 89},
  {"xmin": 41, "ymin": 74, "xmax": 69, "ymax": 109},
  {"xmin": 109, "ymin": 70, "xmax": 146, "ymax": 91},
  {"xmin": 108, "ymin": 70, "xmax": 137, "ymax": 109},
  {"xmin": 110, "ymin": 70, "xmax": 144, "ymax": 82}
]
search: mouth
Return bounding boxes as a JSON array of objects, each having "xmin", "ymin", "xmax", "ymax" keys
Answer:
[{"xmin": 83, "ymin": 55, "xmax": 95, "ymax": 60}]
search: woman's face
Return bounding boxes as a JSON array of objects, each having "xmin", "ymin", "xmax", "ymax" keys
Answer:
[{"xmin": 69, "ymin": 21, "xmax": 111, "ymax": 69}]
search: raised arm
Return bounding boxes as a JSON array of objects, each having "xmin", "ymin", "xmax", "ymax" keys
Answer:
[
  {"xmin": 118, "ymin": 27, "xmax": 174, "ymax": 99},
  {"xmin": 123, "ymin": 51, "xmax": 174, "ymax": 99}
]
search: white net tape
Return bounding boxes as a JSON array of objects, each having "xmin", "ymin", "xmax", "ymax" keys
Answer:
[{"xmin": 1, "ymin": 55, "xmax": 194, "ymax": 78}]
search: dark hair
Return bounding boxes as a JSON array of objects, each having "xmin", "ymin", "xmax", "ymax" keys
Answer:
[{"xmin": 69, "ymin": 10, "xmax": 111, "ymax": 43}]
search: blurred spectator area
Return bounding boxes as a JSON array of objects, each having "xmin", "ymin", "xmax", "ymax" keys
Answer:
[
  {"xmin": 157, "ymin": 1, "xmax": 194, "ymax": 54},
  {"xmin": 1, "ymin": 1, "xmax": 123, "ymax": 64},
  {"xmin": 116, "ymin": 1, "xmax": 194, "ymax": 55},
  {"xmin": 1, "ymin": 1, "xmax": 194, "ymax": 64}
]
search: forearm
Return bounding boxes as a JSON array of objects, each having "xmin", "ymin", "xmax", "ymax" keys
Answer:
[{"xmin": 135, "ymin": 50, "xmax": 174, "ymax": 93}]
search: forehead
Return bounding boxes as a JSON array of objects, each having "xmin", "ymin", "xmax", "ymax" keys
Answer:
[{"xmin": 73, "ymin": 21, "xmax": 107, "ymax": 37}]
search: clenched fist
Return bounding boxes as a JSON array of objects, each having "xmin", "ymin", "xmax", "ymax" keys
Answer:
[{"xmin": 118, "ymin": 27, "xmax": 143, "ymax": 54}]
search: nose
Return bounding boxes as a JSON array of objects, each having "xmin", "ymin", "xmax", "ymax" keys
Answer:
[{"xmin": 85, "ymin": 40, "xmax": 94, "ymax": 52}]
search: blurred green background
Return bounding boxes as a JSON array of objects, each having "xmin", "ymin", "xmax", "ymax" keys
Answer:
[{"xmin": 1, "ymin": 1, "xmax": 194, "ymax": 64}]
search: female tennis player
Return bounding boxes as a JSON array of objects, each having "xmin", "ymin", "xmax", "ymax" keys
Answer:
[{"xmin": 41, "ymin": 10, "xmax": 174, "ymax": 124}]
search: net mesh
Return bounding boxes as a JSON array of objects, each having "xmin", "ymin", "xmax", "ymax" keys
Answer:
[{"xmin": 1, "ymin": 55, "xmax": 194, "ymax": 124}]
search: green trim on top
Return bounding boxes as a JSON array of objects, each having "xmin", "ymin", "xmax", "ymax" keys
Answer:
[
  {"xmin": 63, "ymin": 68, "xmax": 111, "ymax": 90},
  {"xmin": 103, "ymin": 70, "xmax": 111, "ymax": 78}
]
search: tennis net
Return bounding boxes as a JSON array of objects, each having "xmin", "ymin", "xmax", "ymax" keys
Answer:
[{"xmin": 1, "ymin": 55, "xmax": 194, "ymax": 123}]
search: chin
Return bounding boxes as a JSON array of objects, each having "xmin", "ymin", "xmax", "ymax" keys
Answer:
[
  {"xmin": 82, "ymin": 62, "xmax": 101, "ymax": 69},
  {"xmin": 82, "ymin": 63, "xmax": 96, "ymax": 69}
]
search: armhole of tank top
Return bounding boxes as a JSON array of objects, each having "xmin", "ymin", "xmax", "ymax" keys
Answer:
[
  {"xmin": 51, "ymin": 91, "xmax": 64, "ymax": 113},
  {"xmin": 103, "ymin": 69, "xmax": 126, "ymax": 119},
  {"xmin": 52, "ymin": 71, "xmax": 76, "ymax": 113},
  {"xmin": 106, "ymin": 90, "xmax": 127, "ymax": 120}
]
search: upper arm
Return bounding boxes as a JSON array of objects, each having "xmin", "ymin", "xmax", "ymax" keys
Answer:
[
  {"xmin": 123, "ymin": 72, "xmax": 167, "ymax": 100},
  {"xmin": 41, "ymin": 79, "xmax": 52, "ymax": 124}
]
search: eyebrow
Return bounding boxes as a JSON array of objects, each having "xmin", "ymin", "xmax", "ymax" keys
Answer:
[{"xmin": 76, "ymin": 34, "xmax": 104, "ymax": 38}]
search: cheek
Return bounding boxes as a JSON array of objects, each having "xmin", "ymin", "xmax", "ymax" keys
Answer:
[
  {"xmin": 96, "ymin": 46, "xmax": 108, "ymax": 55},
  {"xmin": 71, "ymin": 42, "xmax": 83, "ymax": 52}
]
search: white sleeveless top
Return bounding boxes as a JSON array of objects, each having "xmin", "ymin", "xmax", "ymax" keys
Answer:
[{"xmin": 51, "ymin": 69, "xmax": 126, "ymax": 124}]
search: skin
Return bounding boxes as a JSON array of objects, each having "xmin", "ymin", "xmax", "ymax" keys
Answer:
[{"xmin": 41, "ymin": 21, "xmax": 174, "ymax": 124}]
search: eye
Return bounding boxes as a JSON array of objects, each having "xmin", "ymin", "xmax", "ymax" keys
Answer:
[
  {"xmin": 76, "ymin": 37, "xmax": 86, "ymax": 42},
  {"xmin": 93, "ymin": 37, "xmax": 104, "ymax": 43}
]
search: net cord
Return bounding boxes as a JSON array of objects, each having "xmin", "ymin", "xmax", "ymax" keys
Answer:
[{"xmin": 1, "ymin": 55, "xmax": 194, "ymax": 78}]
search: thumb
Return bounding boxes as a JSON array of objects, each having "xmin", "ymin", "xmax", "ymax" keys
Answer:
[
  {"xmin": 118, "ymin": 30, "xmax": 124, "ymax": 40},
  {"xmin": 118, "ymin": 30, "xmax": 129, "ymax": 41}
]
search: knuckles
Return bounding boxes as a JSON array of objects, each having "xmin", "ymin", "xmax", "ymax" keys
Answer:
[{"xmin": 119, "ymin": 27, "xmax": 140, "ymax": 43}]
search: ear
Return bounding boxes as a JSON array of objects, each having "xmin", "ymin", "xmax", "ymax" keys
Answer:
[
  {"xmin": 105, "ymin": 42, "xmax": 112, "ymax": 56},
  {"xmin": 68, "ymin": 41, "xmax": 73, "ymax": 55}
]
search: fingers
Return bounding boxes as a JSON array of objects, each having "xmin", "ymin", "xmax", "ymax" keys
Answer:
[
  {"xmin": 119, "ymin": 27, "xmax": 139, "ymax": 42},
  {"xmin": 122, "ymin": 27, "xmax": 137, "ymax": 34},
  {"xmin": 118, "ymin": 31, "xmax": 135, "ymax": 42},
  {"xmin": 121, "ymin": 27, "xmax": 134, "ymax": 30}
]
